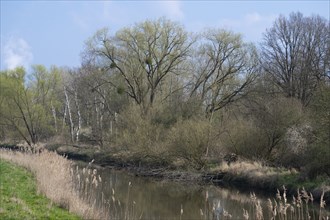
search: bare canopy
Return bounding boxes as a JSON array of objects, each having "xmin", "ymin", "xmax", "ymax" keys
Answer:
[{"xmin": 261, "ymin": 12, "xmax": 330, "ymax": 106}]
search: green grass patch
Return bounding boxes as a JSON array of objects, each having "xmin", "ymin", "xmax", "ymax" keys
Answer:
[
  {"xmin": 0, "ymin": 159, "xmax": 81, "ymax": 220},
  {"xmin": 277, "ymin": 173, "xmax": 329, "ymax": 191}
]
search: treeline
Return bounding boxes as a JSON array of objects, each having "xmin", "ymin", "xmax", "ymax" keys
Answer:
[{"xmin": 1, "ymin": 12, "xmax": 329, "ymax": 178}]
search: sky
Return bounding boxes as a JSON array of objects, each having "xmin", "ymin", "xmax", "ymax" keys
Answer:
[{"xmin": 1, "ymin": 0, "xmax": 329, "ymax": 71}]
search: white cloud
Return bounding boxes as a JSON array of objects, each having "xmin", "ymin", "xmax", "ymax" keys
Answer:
[
  {"xmin": 219, "ymin": 12, "xmax": 276, "ymax": 28},
  {"xmin": 102, "ymin": 1, "xmax": 128, "ymax": 26},
  {"xmin": 245, "ymin": 12, "xmax": 262, "ymax": 25},
  {"xmin": 217, "ymin": 12, "xmax": 277, "ymax": 42},
  {"xmin": 69, "ymin": 1, "xmax": 185, "ymax": 34},
  {"xmin": 245, "ymin": 12, "xmax": 277, "ymax": 27},
  {"xmin": 72, "ymin": 12, "xmax": 90, "ymax": 31},
  {"xmin": 157, "ymin": 1, "xmax": 184, "ymax": 20},
  {"xmin": 3, "ymin": 37, "xmax": 33, "ymax": 70}
]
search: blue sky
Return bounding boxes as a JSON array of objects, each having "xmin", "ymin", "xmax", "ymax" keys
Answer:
[{"xmin": 1, "ymin": 1, "xmax": 329, "ymax": 71}]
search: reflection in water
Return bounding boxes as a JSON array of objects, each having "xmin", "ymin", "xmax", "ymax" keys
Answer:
[{"xmin": 72, "ymin": 164, "xmax": 327, "ymax": 220}]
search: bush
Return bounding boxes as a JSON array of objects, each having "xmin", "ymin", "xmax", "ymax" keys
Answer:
[
  {"xmin": 166, "ymin": 118, "xmax": 211, "ymax": 169},
  {"xmin": 115, "ymin": 105, "xmax": 170, "ymax": 165},
  {"xmin": 304, "ymin": 84, "xmax": 330, "ymax": 178},
  {"xmin": 222, "ymin": 96, "xmax": 305, "ymax": 163},
  {"xmin": 276, "ymin": 124, "xmax": 312, "ymax": 168},
  {"xmin": 305, "ymin": 143, "xmax": 330, "ymax": 179},
  {"xmin": 116, "ymin": 105, "xmax": 216, "ymax": 169},
  {"xmin": 221, "ymin": 118, "xmax": 269, "ymax": 160}
]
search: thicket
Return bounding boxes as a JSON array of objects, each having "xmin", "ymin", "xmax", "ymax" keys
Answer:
[{"xmin": 0, "ymin": 13, "xmax": 329, "ymax": 179}]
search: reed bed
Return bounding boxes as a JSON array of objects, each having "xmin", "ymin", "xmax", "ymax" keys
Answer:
[
  {"xmin": 0, "ymin": 148, "xmax": 103, "ymax": 219},
  {"xmin": 198, "ymin": 186, "xmax": 329, "ymax": 220},
  {"xmin": 0, "ymin": 148, "xmax": 139, "ymax": 220},
  {"xmin": 73, "ymin": 163, "xmax": 139, "ymax": 220}
]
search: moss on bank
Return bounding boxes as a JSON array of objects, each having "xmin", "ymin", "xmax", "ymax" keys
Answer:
[{"xmin": 0, "ymin": 159, "xmax": 80, "ymax": 219}]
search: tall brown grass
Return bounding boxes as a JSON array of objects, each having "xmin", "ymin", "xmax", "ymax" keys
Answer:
[
  {"xmin": 0, "ymin": 147, "xmax": 139, "ymax": 220},
  {"xmin": 0, "ymin": 148, "xmax": 102, "ymax": 219},
  {"xmin": 257, "ymin": 186, "xmax": 328, "ymax": 220},
  {"xmin": 210, "ymin": 161, "xmax": 329, "ymax": 219},
  {"xmin": 199, "ymin": 187, "xmax": 328, "ymax": 220}
]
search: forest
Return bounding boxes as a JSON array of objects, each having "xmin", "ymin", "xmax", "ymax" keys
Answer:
[{"xmin": 1, "ymin": 12, "xmax": 329, "ymax": 180}]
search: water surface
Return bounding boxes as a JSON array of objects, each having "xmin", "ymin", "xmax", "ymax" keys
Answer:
[{"xmin": 73, "ymin": 164, "xmax": 326, "ymax": 219}]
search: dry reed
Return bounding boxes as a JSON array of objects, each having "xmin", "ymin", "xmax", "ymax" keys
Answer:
[
  {"xmin": 250, "ymin": 186, "xmax": 329, "ymax": 220},
  {"xmin": 0, "ymin": 148, "xmax": 102, "ymax": 219}
]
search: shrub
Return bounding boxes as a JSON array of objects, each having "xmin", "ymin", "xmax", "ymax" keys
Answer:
[
  {"xmin": 166, "ymin": 118, "xmax": 211, "ymax": 169},
  {"xmin": 276, "ymin": 124, "xmax": 312, "ymax": 168},
  {"xmin": 115, "ymin": 105, "xmax": 170, "ymax": 165},
  {"xmin": 305, "ymin": 84, "xmax": 330, "ymax": 179},
  {"xmin": 222, "ymin": 96, "xmax": 305, "ymax": 163},
  {"xmin": 221, "ymin": 118, "xmax": 269, "ymax": 160}
]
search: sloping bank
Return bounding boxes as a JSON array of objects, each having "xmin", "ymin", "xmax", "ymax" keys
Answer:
[
  {"xmin": 0, "ymin": 145, "xmax": 105, "ymax": 219},
  {"xmin": 43, "ymin": 144, "xmax": 330, "ymax": 206},
  {"xmin": 0, "ymin": 159, "xmax": 80, "ymax": 219}
]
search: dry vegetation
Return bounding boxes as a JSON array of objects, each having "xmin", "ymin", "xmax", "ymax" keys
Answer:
[
  {"xmin": 0, "ymin": 148, "xmax": 102, "ymax": 219},
  {"xmin": 211, "ymin": 161, "xmax": 297, "ymax": 183},
  {"xmin": 0, "ymin": 147, "xmax": 141, "ymax": 219}
]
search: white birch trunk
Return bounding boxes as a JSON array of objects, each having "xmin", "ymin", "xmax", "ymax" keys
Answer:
[
  {"xmin": 51, "ymin": 101, "xmax": 58, "ymax": 133},
  {"xmin": 62, "ymin": 104, "xmax": 67, "ymax": 130},
  {"xmin": 74, "ymin": 91, "xmax": 81, "ymax": 142},
  {"xmin": 64, "ymin": 86, "xmax": 74, "ymax": 142}
]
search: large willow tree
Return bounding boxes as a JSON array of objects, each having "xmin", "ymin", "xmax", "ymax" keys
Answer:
[
  {"xmin": 189, "ymin": 29, "xmax": 259, "ymax": 117},
  {"xmin": 83, "ymin": 17, "xmax": 194, "ymax": 114}
]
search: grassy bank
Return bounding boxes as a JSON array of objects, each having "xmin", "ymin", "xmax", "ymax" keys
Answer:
[
  {"xmin": 0, "ymin": 149, "xmax": 104, "ymax": 219},
  {"xmin": 0, "ymin": 159, "xmax": 80, "ymax": 219}
]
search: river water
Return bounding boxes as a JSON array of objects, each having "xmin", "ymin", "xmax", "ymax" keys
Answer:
[{"xmin": 73, "ymin": 164, "xmax": 327, "ymax": 220}]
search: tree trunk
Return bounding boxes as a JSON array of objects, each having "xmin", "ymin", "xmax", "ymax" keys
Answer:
[
  {"xmin": 51, "ymin": 101, "xmax": 58, "ymax": 133},
  {"xmin": 64, "ymin": 87, "xmax": 74, "ymax": 142},
  {"xmin": 74, "ymin": 91, "xmax": 81, "ymax": 142}
]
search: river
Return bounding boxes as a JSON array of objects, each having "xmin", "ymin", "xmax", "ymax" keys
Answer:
[{"xmin": 72, "ymin": 164, "xmax": 327, "ymax": 220}]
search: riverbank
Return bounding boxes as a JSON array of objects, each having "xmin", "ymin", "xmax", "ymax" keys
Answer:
[
  {"xmin": 43, "ymin": 143, "xmax": 330, "ymax": 207},
  {"xmin": 1, "ymin": 143, "xmax": 329, "ymax": 219},
  {"xmin": 0, "ymin": 147, "xmax": 105, "ymax": 219},
  {"xmin": 0, "ymin": 159, "xmax": 80, "ymax": 219},
  {"xmin": 1, "ymin": 143, "xmax": 330, "ymax": 208}
]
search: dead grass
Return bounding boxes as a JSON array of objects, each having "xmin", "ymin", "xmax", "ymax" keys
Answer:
[
  {"xmin": 209, "ymin": 160, "xmax": 329, "ymax": 219},
  {"xmin": 211, "ymin": 160, "xmax": 297, "ymax": 185},
  {"xmin": 0, "ymin": 148, "xmax": 102, "ymax": 219}
]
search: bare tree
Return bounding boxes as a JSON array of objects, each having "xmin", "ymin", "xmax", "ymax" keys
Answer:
[
  {"xmin": 261, "ymin": 12, "xmax": 329, "ymax": 106},
  {"xmin": 83, "ymin": 17, "xmax": 194, "ymax": 114},
  {"xmin": 189, "ymin": 29, "xmax": 259, "ymax": 117}
]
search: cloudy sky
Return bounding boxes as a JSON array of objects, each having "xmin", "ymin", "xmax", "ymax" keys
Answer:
[{"xmin": 1, "ymin": 1, "xmax": 329, "ymax": 71}]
